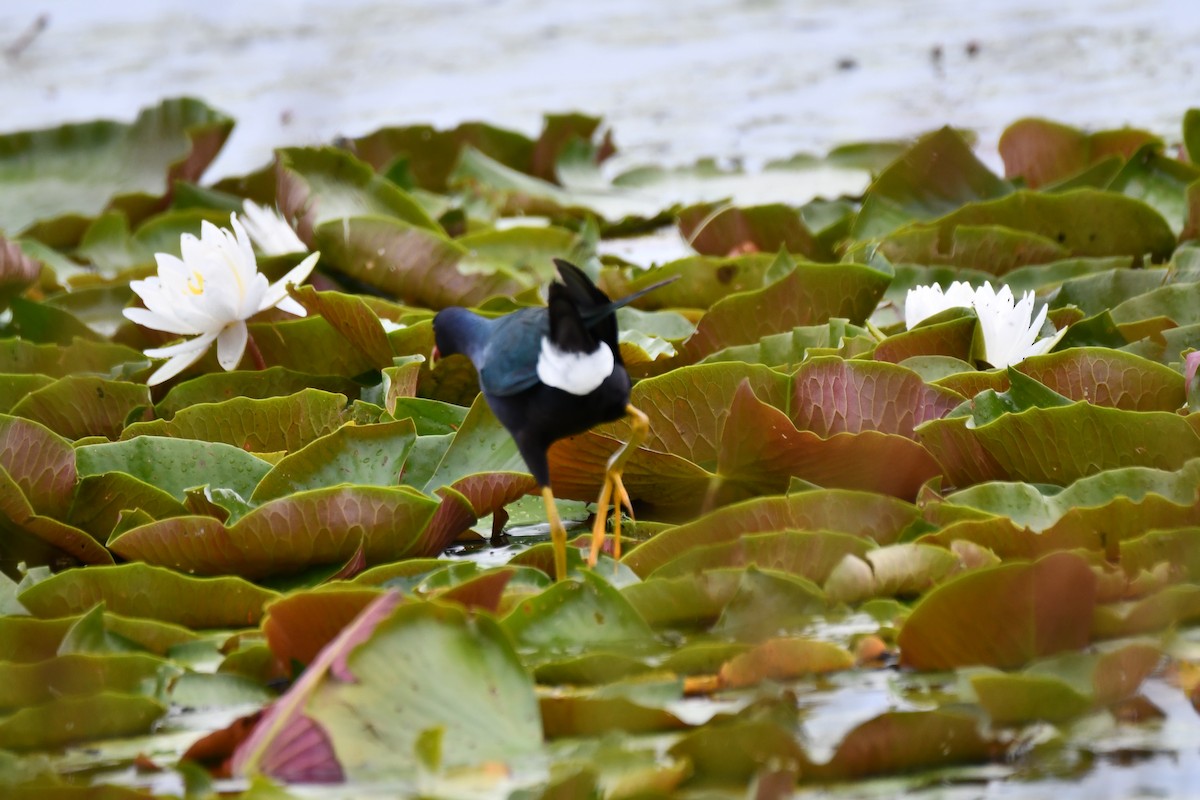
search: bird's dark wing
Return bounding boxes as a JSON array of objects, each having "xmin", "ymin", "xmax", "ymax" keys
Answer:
[{"xmin": 478, "ymin": 307, "xmax": 549, "ymax": 397}]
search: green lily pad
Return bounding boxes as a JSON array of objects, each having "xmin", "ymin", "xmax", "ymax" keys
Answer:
[
  {"xmin": 917, "ymin": 403, "xmax": 1200, "ymax": 487},
  {"xmin": 0, "ymin": 691, "xmax": 166, "ymax": 751},
  {"xmin": 852, "ymin": 127, "xmax": 1012, "ymax": 240},
  {"xmin": 251, "ymin": 419, "xmax": 417, "ymax": 502},
  {"xmin": 624, "ymin": 490, "xmax": 919, "ymax": 577},
  {"xmin": 18, "ymin": 563, "xmax": 278, "ymax": 627},
  {"xmin": 0, "ymin": 652, "xmax": 179, "ymax": 712},
  {"xmin": 898, "ymin": 551, "xmax": 1097, "ymax": 669},
  {"xmin": 76, "ymin": 435, "xmax": 271, "ymax": 503},
  {"xmin": 154, "ymin": 367, "xmax": 359, "ymax": 419},
  {"xmin": 503, "ymin": 570, "xmax": 654, "ymax": 650},
  {"xmin": 275, "ymin": 146, "xmax": 441, "ymax": 242},
  {"xmin": 0, "ymin": 98, "xmax": 232, "ymax": 241},
  {"xmin": 677, "ymin": 262, "xmax": 892, "ymax": 362},
  {"xmin": 122, "ymin": 389, "xmax": 351, "ymax": 453}
]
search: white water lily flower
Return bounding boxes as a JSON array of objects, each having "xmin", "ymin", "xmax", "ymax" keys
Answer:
[
  {"xmin": 239, "ymin": 200, "xmax": 307, "ymax": 255},
  {"xmin": 904, "ymin": 281, "xmax": 976, "ymax": 330},
  {"xmin": 972, "ymin": 281, "xmax": 1067, "ymax": 369},
  {"xmin": 124, "ymin": 214, "xmax": 319, "ymax": 386}
]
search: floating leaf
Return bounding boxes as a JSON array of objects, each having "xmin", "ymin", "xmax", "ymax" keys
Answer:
[
  {"xmin": 649, "ymin": 529, "xmax": 873, "ymax": 584},
  {"xmin": 899, "ymin": 552, "xmax": 1097, "ymax": 670},
  {"xmin": 286, "ymin": 286, "xmax": 396, "ymax": 369},
  {"xmin": 11, "ymin": 376, "xmax": 150, "ymax": 440},
  {"xmin": 76, "ymin": 436, "xmax": 271, "ymax": 503},
  {"xmin": 275, "ymin": 146, "xmax": 440, "ymax": 244},
  {"xmin": 624, "ymin": 491, "xmax": 919, "ymax": 577},
  {"xmin": 18, "ymin": 563, "xmax": 278, "ymax": 627},
  {"xmin": 0, "ymin": 692, "xmax": 166, "ymax": 751},
  {"xmin": 122, "ymin": 389, "xmax": 350, "ymax": 453},
  {"xmin": 998, "ymin": 118, "xmax": 1159, "ymax": 188},
  {"xmin": 0, "ymin": 414, "xmax": 75, "ymax": 516},
  {"xmin": 918, "ymin": 403, "xmax": 1200, "ymax": 487},
  {"xmin": 503, "ymin": 570, "xmax": 654, "ymax": 650},
  {"xmin": 0, "ymin": 653, "xmax": 179, "ymax": 712},
  {"xmin": 718, "ymin": 637, "xmax": 853, "ymax": 688},
  {"xmin": 852, "ymin": 127, "xmax": 1012, "ymax": 240},
  {"xmin": 313, "ymin": 216, "xmax": 531, "ymax": 310},
  {"xmin": 791, "ymin": 357, "xmax": 963, "ymax": 438},
  {"xmin": 109, "ymin": 485, "xmax": 440, "ymax": 579},
  {"xmin": 0, "ymin": 237, "xmax": 42, "ymax": 310},
  {"xmin": 677, "ymin": 262, "xmax": 891, "ymax": 362},
  {"xmin": 0, "ymin": 98, "xmax": 232, "ymax": 241},
  {"xmin": 677, "ymin": 203, "xmax": 825, "ymax": 261},
  {"xmin": 251, "ymin": 419, "xmax": 417, "ymax": 502}
]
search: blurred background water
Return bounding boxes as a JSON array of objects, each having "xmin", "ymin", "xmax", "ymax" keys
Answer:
[{"xmin": 1, "ymin": 0, "xmax": 1196, "ymax": 180}]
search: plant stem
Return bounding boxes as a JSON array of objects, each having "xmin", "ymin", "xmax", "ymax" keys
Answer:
[{"xmin": 246, "ymin": 332, "xmax": 267, "ymax": 371}]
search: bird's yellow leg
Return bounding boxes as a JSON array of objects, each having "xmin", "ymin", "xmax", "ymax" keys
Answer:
[
  {"xmin": 543, "ymin": 486, "xmax": 568, "ymax": 582},
  {"xmin": 588, "ymin": 404, "xmax": 649, "ymax": 567}
]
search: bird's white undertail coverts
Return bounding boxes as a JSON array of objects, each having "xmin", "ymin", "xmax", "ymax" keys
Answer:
[{"xmin": 535, "ymin": 337, "xmax": 615, "ymax": 396}]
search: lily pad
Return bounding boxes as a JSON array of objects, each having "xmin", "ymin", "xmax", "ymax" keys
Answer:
[
  {"xmin": 18, "ymin": 563, "xmax": 279, "ymax": 627},
  {"xmin": 898, "ymin": 551, "xmax": 1097, "ymax": 669},
  {"xmin": 109, "ymin": 485, "xmax": 440, "ymax": 579},
  {"xmin": 0, "ymin": 98, "xmax": 233, "ymax": 241},
  {"xmin": 76, "ymin": 436, "xmax": 272, "ymax": 503}
]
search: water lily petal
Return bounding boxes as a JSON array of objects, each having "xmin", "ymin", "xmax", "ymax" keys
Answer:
[
  {"xmin": 122, "ymin": 306, "xmax": 203, "ymax": 336},
  {"xmin": 274, "ymin": 297, "xmax": 308, "ymax": 317},
  {"xmin": 260, "ymin": 252, "xmax": 320, "ymax": 314},
  {"xmin": 240, "ymin": 201, "xmax": 307, "ymax": 256},
  {"xmin": 216, "ymin": 320, "xmax": 249, "ymax": 371},
  {"xmin": 905, "ymin": 281, "xmax": 976, "ymax": 330},
  {"xmin": 144, "ymin": 331, "xmax": 219, "ymax": 386}
]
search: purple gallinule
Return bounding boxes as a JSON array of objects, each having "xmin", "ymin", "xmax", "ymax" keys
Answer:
[{"xmin": 433, "ymin": 259, "xmax": 673, "ymax": 580}]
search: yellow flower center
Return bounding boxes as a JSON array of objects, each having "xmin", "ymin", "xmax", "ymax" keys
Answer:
[{"xmin": 187, "ymin": 271, "xmax": 205, "ymax": 295}]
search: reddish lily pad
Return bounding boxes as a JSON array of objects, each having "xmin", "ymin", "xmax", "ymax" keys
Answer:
[
  {"xmin": 0, "ymin": 464, "xmax": 112, "ymax": 567},
  {"xmin": 11, "ymin": 376, "xmax": 150, "ymax": 441},
  {"xmin": 0, "ymin": 414, "xmax": 76, "ymax": 516},
  {"xmin": 791, "ymin": 357, "xmax": 963, "ymax": 438},
  {"xmin": 0, "ymin": 237, "xmax": 42, "ymax": 310},
  {"xmin": 806, "ymin": 710, "xmax": 995, "ymax": 781},
  {"xmin": 109, "ymin": 485, "xmax": 440, "ymax": 579},
  {"xmin": 262, "ymin": 586, "xmax": 386, "ymax": 673},
  {"xmin": 677, "ymin": 202, "xmax": 825, "ymax": 260},
  {"xmin": 999, "ymin": 118, "xmax": 1160, "ymax": 188},
  {"xmin": 898, "ymin": 551, "xmax": 1097, "ymax": 670}
]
